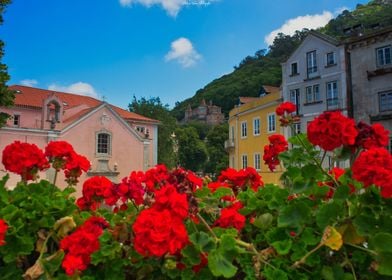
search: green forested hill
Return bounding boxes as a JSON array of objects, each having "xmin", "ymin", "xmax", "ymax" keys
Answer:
[{"xmin": 171, "ymin": 0, "xmax": 392, "ymax": 120}]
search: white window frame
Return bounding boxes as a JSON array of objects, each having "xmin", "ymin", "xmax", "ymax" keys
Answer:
[
  {"xmin": 96, "ymin": 131, "xmax": 112, "ymax": 156},
  {"xmin": 290, "ymin": 62, "xmax": 298, "ymax": 75},
  {"xmin": 380, "ymin": 91, "xmax": 392, "ymax": 112},
  {"xmin": 376, "ymin": 45, "xmax": 391, "ymax": 67},
  {"xmin": 326, "ymin": 81, "xmax": 338, "ymax": 107},
  {"xmin": 254, "ymin": 153, "xmax": 261, "ymax": 171},
  {"xmin": 241, "ymin": 121, "xmax": 248, "ymax": 138},
  {"xmin": 253, "ymin": 117, "xmax": 260, "ymax": 136},
  {"xmin": 326, "ymin": 52, "xmax": 336, "ymax": 66},
  {"xmin": 267, "ymin": 113, "xmax": 276, "ymax": 133},
  {"xmin": 305, "ymin": 84, "xmax": 320, "ymax": 103},
  {"xmin": 307, "ymin": 50, "xmax": 317, "ymax": 77},
  {"xmin": 242, "ymin": 154, "xmax": 248, "ymax": 169}
]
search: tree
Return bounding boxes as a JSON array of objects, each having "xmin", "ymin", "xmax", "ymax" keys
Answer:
[
  {"xmin": 175, "ymin": 126, "xmax": 207, "ymax": 172},
  {"xmin": 204, "ymin": 123, "xmax": 229, "ymax": 176},
  {"xmin": 0, "ymin": 0, "xmax": 15, "ymax": 127},
  {"xmin": 128, "ymin": 96, "xmax": 177, "ymax": 168}
]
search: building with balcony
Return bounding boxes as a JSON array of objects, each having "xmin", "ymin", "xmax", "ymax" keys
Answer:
[
  {"xmin": 346, "ymin": 26, "xmax": 392, "ymax": 149},
  {"xmin": 281, "ymin": 31, "xmax": 350, "ymax": 137},
  {"xmin": 226, "ymin": 86, "xmax": 283, "ymax": 184}
]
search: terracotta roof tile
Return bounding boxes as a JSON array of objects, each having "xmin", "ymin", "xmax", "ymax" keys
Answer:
[{"xmin": 9, "ymin": 85, "xmax": 158, "ymax": 123}]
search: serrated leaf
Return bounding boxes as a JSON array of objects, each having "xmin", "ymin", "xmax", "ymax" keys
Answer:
[
  {"xmin": 212, "ymin": 187, "xmax": 233, "ymax": 199},
  {"xmin": 252, "ymin": 213, "xmax": 273, "ymax": 230},
  {"xmin": 376, "ymin": 252, "xmax": 392, "ymax": 276},
  {"xmin": 316, "ymin": 202, "xmax": 343, "ymax": 230},
  {"xmin": 208, "ymin": 249, "xmax": 237, "ymax": 278},
  {"xmin": 189, "ymin": 231, "xmax": 216, "ymax": 252},
  {"xmin": 271, "ymin": 239, "xmax": 292, "ymax": 255}
]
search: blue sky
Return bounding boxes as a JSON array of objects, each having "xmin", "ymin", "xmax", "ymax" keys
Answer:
[{"xmin": 2, "ymin": 0, "xmax": 367, "ymax": 109}]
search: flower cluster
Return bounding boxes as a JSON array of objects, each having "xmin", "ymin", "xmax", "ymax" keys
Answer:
[
  {"xmin": 214, "ymin": 202, "xmax": 246, "ymax": 232},
  {"xmin": 263, "ymin": 134, "xmax": 288, "ymax": 171},
  {"xmin": 218, "ymin": 167, "xmax": 263, "ymax": 193},
  {"xmin": 354, "ymin": 122, "xmax": 389, "ymax": 150},
  {"xmin": 60, "ymin": 217, "xmax": 109, "ymax": 276},
  {"xmin": 307, "ymin": 111, "xmax": 358, "ymax": 151},
  {"xmin": 132, "ymin": 185, "xmax": 189, "ymax": 257},
  {"xmin": 76, "ymin": 176, "xmax": 114, "ymax": 210},
  {"xmin": 2, "ymin": 141, "xmax": 49, "ymax": 181},
  {"xmin": 276, "ymin": 102, "xmax": 299, "ymax": 127},
  {"xmin": 2, "ymin": 140, "xmax": 90, "ymax": 184},
  {"xmin": 0, "ymin": 219, "xmax": 8, "ymax": 246},
  {"xmin": 352, "ymin": 147, "xmax": 392, "ymax": 198}
]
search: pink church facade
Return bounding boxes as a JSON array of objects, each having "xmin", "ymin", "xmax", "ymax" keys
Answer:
[{"xmin": 0, "ymin": 85, "xmax": 159, "ymax": 196}]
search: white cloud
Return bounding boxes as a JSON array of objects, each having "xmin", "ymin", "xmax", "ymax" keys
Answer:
[
  {"xmin": 20, "ymin": 79, "xmax": 38, "ymax": 87},
  {"xmin": 48, "ymin": 82, "xmax": 99, "ymax": 98},
  {"xmin": 119, "ymin": 0, "xmax": 218, "ymax": 17},
  {"xmin": 165, "ymin": 37, "xmax": 201, "ymax": 68},
  {"xmin": 264, "ymin": 11, "xmax": 334, "ymax": 46},
  {"xmin": 119, "ymin": 0, "xmax": 186, "ymax": 17}
]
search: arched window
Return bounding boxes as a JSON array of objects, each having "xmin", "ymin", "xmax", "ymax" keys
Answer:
[{"xmin": 96, "ymin": 132, "xmax": 111, "ymax": 155}]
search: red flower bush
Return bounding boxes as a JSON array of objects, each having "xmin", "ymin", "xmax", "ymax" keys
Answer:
[
  {"xmin": 214, "ymin": 202, "xmax": 246, "ymax": 232},
  {"xmin": 307, "ymin": 111, "xmax": 358, "ymax": 151},
  {"xmin": 64, "ymin": 152, "xmax": 90, "ymax": 185},
  {"xmin": 133, "ymin": 208, "xmax": 189, "ymax": 257},
  {"xmin": 263, "ymin": 134, "xmax": 288, "ymax": 171},
  {"xmin": 2, "ymin": 141, "xmax": 49, "ymax": 181},
  {"xmin": 76, "ymin": 176, "xmax": 114, "ymax": 210},
  {"xmin": 144, "ymin": 164, "xmax": 170, "ymax": 191},
  {"xmin": 116, "ymin": 171, "xmax": 146, "ymax": 206},
  {"xmin": 276, "ymin": 102, "xmax": 296, "ymax": 116},
  {"xmin": 352, "ymin": 148, "xmax": 392, "ymax": 198},
  {"xmin": 60, "ymin": 216, "xmax": 109, "ymax": 276},
  {"xmin": 0, "ymin": 219, "xmax": 8, "ymax": 246}
]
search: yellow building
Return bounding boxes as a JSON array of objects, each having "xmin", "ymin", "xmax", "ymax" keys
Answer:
[{"xmin": 225, "ymin": 86, "xmax": 283, "ymax": 185}]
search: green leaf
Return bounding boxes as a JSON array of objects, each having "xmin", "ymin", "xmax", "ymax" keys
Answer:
[
  {"xmin": 208, "ymin": 249, "xmax": 237, "ymax": 278},
  {"xmin": 376, "ymin": 252, "xmax": 392, "ymax": 276},
  {"xmin": 41, "ymin": 250, "xmax": 65, "ymax": 276},
  {"xmin": 316, "ymin": 201, "xmax": 343, "ymax": 230},
  {"xmin": 0, "ymin": 174, "xmax": 9, "ymax": 204},
  {"xmin": 252, "ymin": 213, "xmax": 274, "ymax": 230},
  {"xmin": 212, "ymin": 187, "xmax": 233, "ymax": 199},
  {"xmin": 189, "ymin": 232, "xmax": 216, "ymax": 252},
  {"xmin": 194, "ymin": 186, "xmax": 211, "ymax": 198},
  {"xmin": 278, "ymin": 202, "xmax": 311, "ymax": 229},
  {"xmin": 370, "ymin": 232, "xmax": 392, "ymax": 253},
  {"xmin": 301, "ymin": 228, "xmax": 319, "ymax": 246},
  {"xmin": 181, "ymin": 245, "xmax": 201, "ymax": 265},
  {"xmin": 271, "ymin": 239, "xmax": 292, "ymax": 255},
  {"xmin": 263, "ymin": 266, "xmax": 288, "ymax": 280}
]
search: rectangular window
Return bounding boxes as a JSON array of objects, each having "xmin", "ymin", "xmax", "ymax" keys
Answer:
[
  {"xmin": 13, "ymin": 114, "xmax": 20, "ymax": 127},
  {"xmin": 307, "ymin": 50, "xmax": 317, "ymax": 78},
  {"xmin": 376, "ymin": 45, "xmax": 391, "ymax": 67},
  {"xmin": 136, "ymin": 126, "xmax": 145, "ymax": 133},
  {"xmin": 380, "ymin": 91, "xmax": 392, "ymax": 112},
  {"xmin": 242, "ymin": 155, "xmax": 248, "ymax": 169},
  {"xmin": 97, "ymin": 133, "xmax": 111, "ymax": 155},
  {"xmin": 326, "ymin": 81, "xmax": 339, "ymax": 107},
  {"xmin": 241, "ymin": 121, "xmax": 247, "ymax": 138},
  {"xmin": 267, "ymin": 113, "xmax": 276, "ymax": 133},
  {"xmin": 293, "ymin": 122, "xmax": 301, "ymax": 135},
  {"xmin": 291, "ymin": 62, "xmax": 298, "ymax": 75},
  {"xmin": 254, "ymin": 153, "xmax": 261, "ymax": 171},
  {"xmin": 231, "ymin": 126, "xmax": 235, "ymax": 140},
  {"xmin": 305, "ymin": 84, "xmax": 320, "ymax": 103},
  {"xmin": 289, "ymin": 88, "xmax": 300, "ymax": 114},
  {"xmin": 326, "ymin": 52, "xmax": 336, "ymax": 66},
  {"xmin": 253, "ymin": 118, "xmax": 260, "ymax": 135}
]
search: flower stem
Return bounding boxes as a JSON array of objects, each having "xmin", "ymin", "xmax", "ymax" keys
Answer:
[
  {"xmin": 345, "ymin": 243, "xmax": 377, "ymax": 255},
  {"xmin": 291, "ymin": 242, "xmax": 323, "ymax": 268},
  {"xmin": 196, "ymin": 213, "xmax": 218, "ymax": 240}
]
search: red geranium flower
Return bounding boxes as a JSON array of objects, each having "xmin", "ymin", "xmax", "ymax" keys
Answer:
[
  {"xmin": 64, "ymin": 152, "xmax": 91, "ymax": 185},
  {"xmin": 263, "ymin": 134, "xmax": 288, "ymax": 171},
  {"xmin": 154, "ymin": 185, "xmax": 189, "ymax": 219},
  {"xmin": 45, "ymin": 141, "xmax": 75, "ymax": 170},
  {"xmin": 276, "ymin": 102, "xmax": 296, "ymax": 116},
  {"xmin": 0, "ymin": 219, "xmax": 8, "ymax": 246},
  {"xmin": 355, "ymin": 122, "xmax": 389, "ymax": 150},
  {"xmin": 76, "ymin": 176, "xmax": 114, "ymax": 210},
  {"xmin": 60, "ymin": 216, "xmax": 109, "ymax": 276},
  {"xmin": 2, "ymin": 141, "xmax": 49, "ymax": 181},
  {"xmin": 307, "ymin": 111, "xmax": 358, "ymax": 151},
  {"xmin": 133, "ymin": 208, "xmax": 189, "ymax": 257},
  {"xmin": 352, "ymin": 148, "xmax": 392, "ymax": 198},
  {"xmin": 214, "ymin": 202, "xmax": 246, "ymax": 232}
]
